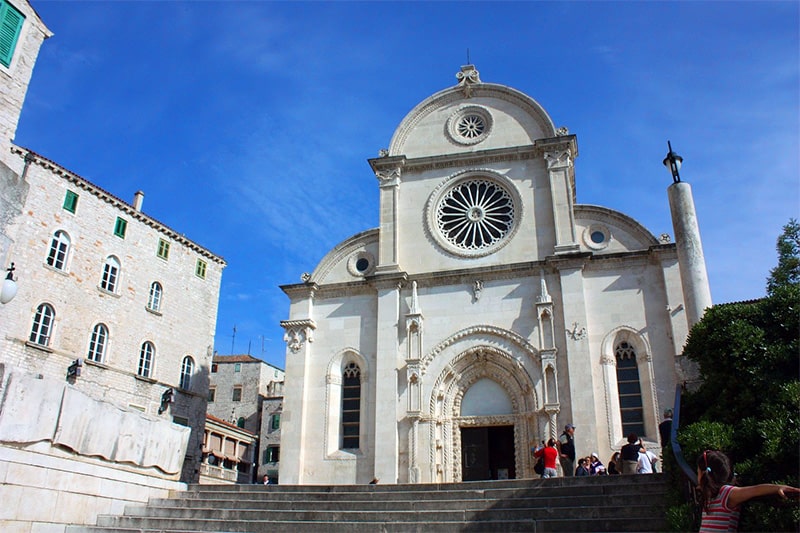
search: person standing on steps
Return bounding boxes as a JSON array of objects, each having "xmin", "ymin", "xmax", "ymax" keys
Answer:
[
  {"xmin": 534, "ymin": 438, "xmax": 560, "ymax": 479},
  {"xmin": 558, "ymin": 424, "xmax": 576, "ymax": 477}
]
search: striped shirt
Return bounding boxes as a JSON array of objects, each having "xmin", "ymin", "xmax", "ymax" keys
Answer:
[{"xmin": 699, "ymin": 485, "xmax": 741, "ymax": 532}]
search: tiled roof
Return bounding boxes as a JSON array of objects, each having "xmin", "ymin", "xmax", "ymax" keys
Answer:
[
  {"xmin": 206, "ymin": 414, "xmax": 257, "ymax": 436},
  {"xmin": 213, "ymin": 354, "xmax": 264, "ymax": 363}
]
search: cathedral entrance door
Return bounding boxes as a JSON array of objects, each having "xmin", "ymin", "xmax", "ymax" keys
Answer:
[{"xmin": 460, "ymin": 425, "xmax": 516, "ymax": 481}]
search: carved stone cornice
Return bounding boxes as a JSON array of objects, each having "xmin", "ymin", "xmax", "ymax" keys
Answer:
[
  {"xmin": 368, "ymin": 270, "xmax": 408, "ymax": 291},
  {"xmin": 369, "ymin": 156, "xmax": 406, "ymax": 187},
  {"xmin": 546, "ymin": 252, "xmax": 591, "ymax": 272},
  {"xmin": 280, "ymin": 319, "xmax": 317, "ymax": 354}
]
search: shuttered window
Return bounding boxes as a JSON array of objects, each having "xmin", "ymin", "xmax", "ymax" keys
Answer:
[{"xmin": 0, "ymin": 1, "xmax": 24, "ymax": 68}]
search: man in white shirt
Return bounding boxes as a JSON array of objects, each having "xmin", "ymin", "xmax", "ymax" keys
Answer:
[{"xmin": 637, "ymin": 447, "xmax": 659, "ymax": 474}]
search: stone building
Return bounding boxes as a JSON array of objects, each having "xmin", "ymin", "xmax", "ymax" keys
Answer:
[
  {"xmin": 200, "ymin": 414, "xmax": 258, "ymax": 485},
  {"xmin": 279, "ymin": 65, "xmax": 711, "ymax": 485},
  {"xmin": 0, "ymin": 0, "xmax": 225, "ymax": 528},
  {"xmin": 207, "ymin": 354, "xmax": 284, "ymax": 482}
]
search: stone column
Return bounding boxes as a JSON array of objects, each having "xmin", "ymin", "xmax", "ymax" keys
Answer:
[{"xmin": 668, "ymin": 182, "xmax": 712, "ymax": 328}]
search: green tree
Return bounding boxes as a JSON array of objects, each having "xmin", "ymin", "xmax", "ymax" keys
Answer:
[{"xmin": 677, "ymin": 220, "xmax": 800, "ymax": 531}]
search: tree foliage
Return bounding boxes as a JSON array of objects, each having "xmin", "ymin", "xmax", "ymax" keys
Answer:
[{"xmin": 677, "ymin": 219, "xmax": 800, "ymax": 531}]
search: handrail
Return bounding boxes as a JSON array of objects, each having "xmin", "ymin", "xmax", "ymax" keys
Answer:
[{"xmin": 671, "ymin": 383, "xmax": 698, "ymax": 485}]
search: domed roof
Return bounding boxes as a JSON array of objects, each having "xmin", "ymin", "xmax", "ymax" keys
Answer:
[{"xmin": 387, "ymin": 65, "xmax": 558, "ymax": 159}]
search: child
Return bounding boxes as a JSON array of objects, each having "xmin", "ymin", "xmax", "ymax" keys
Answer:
[{"xmin": 697, "ymin": 450, "xmax": 799, "ymax": 532}]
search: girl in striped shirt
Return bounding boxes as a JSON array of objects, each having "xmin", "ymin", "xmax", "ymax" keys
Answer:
[{"xmin": 697, "ymin": 450, "xmax": 799, "ymax": 532}]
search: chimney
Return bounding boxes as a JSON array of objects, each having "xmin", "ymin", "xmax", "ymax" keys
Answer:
[{"xmin": 133, "ymin": 190, "xmax": 144, "ymax": 211}]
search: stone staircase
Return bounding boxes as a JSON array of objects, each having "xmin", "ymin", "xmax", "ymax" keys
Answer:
[{"xmin": 68, "ymin": 474, "xmax": 669, "ymax": 532}]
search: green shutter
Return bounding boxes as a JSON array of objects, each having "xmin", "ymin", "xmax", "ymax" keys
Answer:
[
  {"xmin": 0, "ymin": 1, "xmax": 24, "ymax": 68},
  {"xmin": 114, "ymin": 217, "xmax": 127, "ymax": 238},
  {"xmin": 63, "ymin": 190, "xmax": 79, "ymax": 213}
]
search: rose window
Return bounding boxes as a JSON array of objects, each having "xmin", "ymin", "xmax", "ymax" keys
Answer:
[
  {"xmin": 457, "ymin": 115, "xmax": 485, "ymax": 139},
  {"xmin": 436, "ymin": 179, "xmax": 515, "ymax": 251}
]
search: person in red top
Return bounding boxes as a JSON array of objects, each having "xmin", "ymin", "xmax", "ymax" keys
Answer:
[{"xmin": 534, "ymin": 438, "xmax": 559, "ymax": 478}]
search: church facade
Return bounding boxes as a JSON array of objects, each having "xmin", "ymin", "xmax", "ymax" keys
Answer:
[{"xmin": 279, "ymin": 65, "xmax": 710, "ymax": 485}]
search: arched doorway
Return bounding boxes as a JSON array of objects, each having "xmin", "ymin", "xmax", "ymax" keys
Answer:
[
  {"xmin": 425, "ymin": 344, "xmax": 539, "ymax": 482},
  {"xmin": 459, "ymin": 378, "xmax": 516, "ymax": 481}
]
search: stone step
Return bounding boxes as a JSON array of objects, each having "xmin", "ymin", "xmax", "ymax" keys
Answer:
[
  {"xmin": 70, "ymin": 475, "xmax": 669, "ymax": 532},
  {"xmin": 73, "ymin": 516, "xmax": 665, "ymax": 533},
  {"xmin": 110, "ymin": 502, "xmax": 661, "ymax": 522},
  {"xmin": 145, "ymin": 492, "xmax": 662, "ymax": 511}
]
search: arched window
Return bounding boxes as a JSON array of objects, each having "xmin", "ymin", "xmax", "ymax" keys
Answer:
[
  {"xmin": 179, "ymin": 356, "xmax": 194, "ymax": 390},
  {"xmin": 87, "ymin": 323, "xmax": 108, "ymax": 362},
  {"xmin": 30, "ymin": 303, "xmax": 55, "ymax": 346},
  {"xmin": 341, "ymin": 361, "xmax": 361, "ymax": 449},
  {"xmin": 615, "ymin": 341, "xmax": 644, "ymax": 437},
  {"xmin": 237, "ymin": 417, "xmax": 245, "ymax": 428},
  {"xmin": 100, "ymin": 256, "xmax": 120, "ymax": 293},
  {"xmin": 138, "ymin": 341, "xmax": 154, "ymax": 378},
  {"xmin": 147, "ymin": 281, "xmax": 163, "ymax": 311},
  {"xmin": 46, "ymin": 230, "xmax": 70, "ymax": 271}
]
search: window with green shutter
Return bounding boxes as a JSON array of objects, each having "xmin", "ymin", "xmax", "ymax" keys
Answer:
[
  {"xmin": 63, "ymin": 190, "xmax": 79, "ymax": 213},
  {"xmin": 157, "ymin": 238, "xmax": 170, "ymax": 260},
  {"xmin": 0, "ymin": 0, "xmax": 24, "ymax": 68},
  {"xmin": 195, "ymin": 258, "xmax": 207, "ymax": 279},
  {"xmin": 114, "ymin": 217, "xmax": 127, "ymax": 238}
]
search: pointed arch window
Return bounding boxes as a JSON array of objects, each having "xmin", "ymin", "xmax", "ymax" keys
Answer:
[
  {"xmin": 147, "ymin": 281, "xmax": 163, "ymax": 312},
  {"xmin": 341, "ymin": 361, "xmax": 361, "ymax": 449},
  {"xmin": 100, "ymin": 256, "xmax": 120, "ymax": 293},
  {"xmin": 47, "ymin": 230, "xmax": 70, "ymax": 271},
  {"xmin": 615, "ymin": 341, "xmax": 644, "ymax": 437},
  {"xmin": 87, "ymin": 323, "xmax": 108, "ymax": 362},
  {"xmin": 30, "ymin": 303, "xmax": 55, "ymax": 346},
  {"xmin": 179, "ymin": 355, "xmax": 194, "ymax": 390},
  {"xmin": 138, "ymin": 341, "xmax": 154, "ymax": 378}
]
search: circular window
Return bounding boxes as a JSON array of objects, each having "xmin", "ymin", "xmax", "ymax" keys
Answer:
[
  {"xmin": 583, "ymin": 225, "xmax": 611, "ymax": 250},
  {"xmin": 446, "ymin": 106, "xmax": 493, "ymax": 146},
  {"xmin": 428, "ymin": 173, "xmax": 520, "ymax": 257},
  {"xmin": 347, "ymin": 251, "xmax": 376, "ymax": 277},
  {"xmin": 355, "ymin": 258, "xmax": 370, "ymax": 272}
]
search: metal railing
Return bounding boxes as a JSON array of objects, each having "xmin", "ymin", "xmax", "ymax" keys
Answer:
[{"xmin": 670, "ymin": 383, "xmax": 698, "ymax": 486}]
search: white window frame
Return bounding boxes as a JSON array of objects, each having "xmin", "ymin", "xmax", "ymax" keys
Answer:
[
  {"xmin": 30, "ymin": 303, "xmax": 55, "ymax": 346},
  {"xmin": 46, "ymin": 230, "xmax": 70, "ymax": 271},
  {"xmin": 179, "ymin": 356, "xmax": 194, "ymax": 390},
  {"xmin": 147, "ymin": 281, "xmax": 163, "ymax": 312},
  {"xmin": 100, "ymin": 256, "xmax": 120, "ymax": 293},
  {"xmin": 87, "ymin": 323, "xmax": 108, "ymax": 363},
  {"xmin": 138, "ymin": 341, "xmax": 154, "ymax": 378}
]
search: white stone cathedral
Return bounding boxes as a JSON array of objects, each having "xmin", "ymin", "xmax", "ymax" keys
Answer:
[{"xmin": 278, "ymin": 65, "xmax": 711, "ymax": 485}]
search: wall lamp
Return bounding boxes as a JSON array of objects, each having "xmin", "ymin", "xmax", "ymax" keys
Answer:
[
  {"xmin": 158, "ymin": 387, "xmax": 175, "ymax": 414},
  {"xmin": 1, "ymin": 263, "xmax": 18, "ymax": 304},
  {"xmin": 66, "ymin": 358, "xmax": 83, "ymax": 381},
  {"xmin": 663, "ymin": 140, "xmax": 683, "ymax": 183}
]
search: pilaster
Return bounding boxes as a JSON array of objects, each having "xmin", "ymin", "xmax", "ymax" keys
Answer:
[
  {"xmin": 541, "ymin": 136, "xmax": 579, "ymax": 254},
  {"xmin": 369, "ymin": 156, "xmax": 406, "ymax": 273},
  {"xmin": 548, "ymin": 253, "xmax": 596, "ymax": 458},
  {"xmin": 370, "ymin": 271, "xmax": 407, "ymax": 483}
]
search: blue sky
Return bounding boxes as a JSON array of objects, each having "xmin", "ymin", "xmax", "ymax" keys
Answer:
[{"xmin": 15, "ymin": 1, "xmax": 799, "ymax": 369}]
